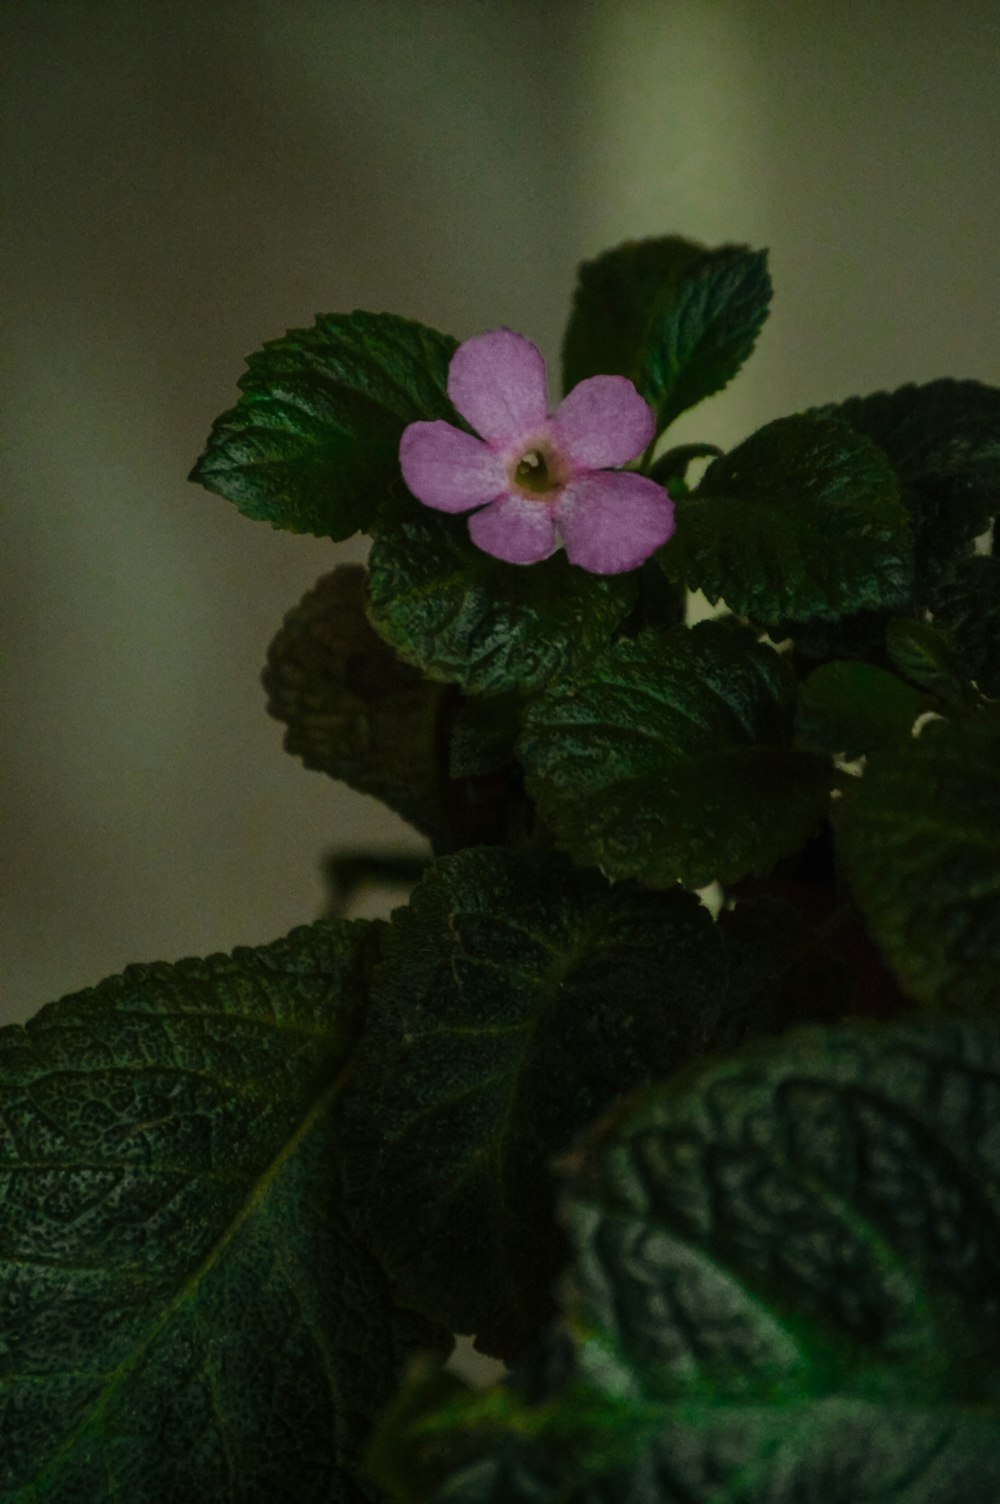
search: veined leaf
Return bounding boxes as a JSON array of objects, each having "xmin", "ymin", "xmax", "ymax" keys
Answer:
[
  {"xmin": 562, "ymin": 237, "xmax": 772, "ymax": 435},
  {"xmin": 838, "ymin": 708, "xmax": 1000, "ymax": 1011},
  {"xmin": 391, "ymin": 1019, "xmax": 1000, "ymax": 1504},
  {"xmin": 365, "ymin": 510, "xmax": 635, "ymax": 697},
  {"xmin": 264, "ymin": 564, "xmax": 451, "ymax": 841},
  {"xmin": 337, "ymin": 850, "xmax": 845, "ymax": 1359},
  {"xmin": 815, "ymin": 379, "xmax": 1000, "ymax": 588},
  {"xmin": 190, "ymin": 311, "xmax": 457, "ymax": 539},
  {"xmin": 663, "ymin": 413, "xmax": 912, "ymax": 628},
  {"xmin": 0, "ymin": 921, "xmax": 441, "ymax": 1502},
  {"xmin": 518, "ymin": 621, "xmax": 831, "ymax": 887}
]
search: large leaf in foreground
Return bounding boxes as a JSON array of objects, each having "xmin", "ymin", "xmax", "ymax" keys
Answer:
[
  {"xmin": 663, "ymin": 413, "xmax": 912, "ymax": 627},
  {"xmin": 562, "ymin": 236, "xmax": 771, "ymax": 435},
  {"xmin": 519, "ymin": 622, "xmax": 831, "ymax": 887},
  {"xmin": 839, "ymin": 708, "xmax": 1000, "ymax": 1011},
  {"xmin": 336, "ymin": 851, "xmax": 841, "ymax": 1360},
  {"xmin": 190, "ymin": 312, "xmax": 457, "ymax": 538},
  {"xmin": 366, "ymin": 510, "xmax": 634, "ymax": 697},
  {"xmin": 398, "ymin": 1018, "xmax": 1000, "ymax": 1503},
  {"xmin": 816, "ymin": 379, "xmax": 1000, "ymax": 588},
  {"xmin": 264, "ymin": 564, "xmax": 451, "ymax": 840},
  {"xmin": 0, "ymin": 921, "xmax": 439, "ymax": 1502}
]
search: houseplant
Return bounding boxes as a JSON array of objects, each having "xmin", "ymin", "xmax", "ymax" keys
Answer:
[{"xmin": 4, "ymin": 234, "xmax": 999, "ymax": 1501}]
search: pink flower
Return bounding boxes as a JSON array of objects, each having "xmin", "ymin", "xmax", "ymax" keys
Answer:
[{"xmin": 399, "ymin": 329, "xmax": 675, "ymax": 574}]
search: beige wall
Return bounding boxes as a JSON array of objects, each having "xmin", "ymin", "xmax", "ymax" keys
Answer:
[{"xmin": 3, "ymin": 1, "xmax": 998, "ymax": 1022}]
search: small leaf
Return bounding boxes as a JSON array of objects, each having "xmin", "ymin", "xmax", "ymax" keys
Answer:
[
  {"xmin": 402, "ymin": 1019, "xmax": 1000, "ymax": 1503},
  {"xmin": 886, "ymin": 616, "xmax": 970, "ymax": 701},
  {"xmin": 838, "ymin": 708, "xmax": 1000, "ymax": 1011},
  {"xmin": 366, "ymin": 510, "xmax": 635, "ymax": 697},
  {"xmin": 0, "ymin": 921, "xmax": 442, "ymax": 1502},
  {"xmin": 336, "ymin": 851, "xmax": 841, "ymax": 1360},
  {"xmin": 795, "ymin": 660, "xmax": 930, "ymax": 758},
  {"xmin": 518, "ymin": 622, "xmax": 831, "ymax": 887},
  {"xmin": 264, "ymin": 564, "xmax": 451, "ymax": 839},
  {"xmin": 190, "ymin": 311, "xmax": 457, "ymax": 539},
  {"xmin": 815, "ymin": 379, "xmax": 1000, "ymax": 588},
  {"xmin": 562, "ymin": 236, "xmax": 772, "ymax": 435},
  {"xmin": 663, "ymin": 413, "xmax": 912, "ymax": 628},
  {"xmin": 928, "ymin": 554, "xmax": 1000, "ymax": 697}
]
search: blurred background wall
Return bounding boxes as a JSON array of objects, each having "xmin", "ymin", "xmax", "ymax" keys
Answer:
[{"xmin": 2, "ymin": 0, "xmax": 998, "ymax": 1023}]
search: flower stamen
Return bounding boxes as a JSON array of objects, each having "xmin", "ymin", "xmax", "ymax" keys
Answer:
[{"xmin": 513, "ymin": 449, "xmax": 554, "ymax": 495}]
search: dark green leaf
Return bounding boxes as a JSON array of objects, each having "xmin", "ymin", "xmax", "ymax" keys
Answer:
[
  {"xmin": 795, "ymin": 660, "xmax": 930, "ymax": 758},
  {"xmin": 518, "ymin": 622, "xmax": 831, "ymax": 887},
  {"xmin": 886, "ymin": 616, "xmax": 970, "ymax": 701},
  {"xmin": 562, "ymin": 237, "xmax": 772, "ymax": 434},
  {"xmin": 928, "ymin": 554, "xmax": 1000, "ymax": 696},
  {"xmin": 336, "ymin": 851, "xmax": 841, "ymax": 1360},
  {"xmin": 0, "ymin": 921, "xmax": 442, "ymax": 1502},
  {"xmin": 190, "ymin": 312, "xmax": 457, "ymax": 539},
  {"xmin": 403, "ymin": 1019, "xmax": 1000, "ymax": 1503},
  {"xmin": 365, "ymin": 510, "xmax": 635, "ymax": 697},
  {"xmin": 448, "ymin": 694, "xmax": 523, "ymax": 779},
  {"xmin": 838, "ymin": 708, "xmax": 1000, "ymax": 1011},
  {"xmin": 814, "ymin": 379, "xmax": 1000, "ymax": 589},
  {"xmin": 264, "ymin": 564, "xmax": 451, "ymax": 839},
  {"xmin": 663, "ymin": 413, "xmax": 912, "ymax": 628}
]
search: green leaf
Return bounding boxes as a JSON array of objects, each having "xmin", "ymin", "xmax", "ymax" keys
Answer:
[
  {"xmin": 0, "ymin": 921, "xmax": 442, "ymax": 1502},
  {"xmin": 366, "ymin": 510, "xmax": 635, "ymax": 697},
  {"xmin": 190, "ymin": 312, "xmax": 457, "ymax": 539},
  {"xmin": 403, "ymin": 1018, "xmax": 1000, "ymax": 1504},
  {"xmin": 815, "ymin": 379, "xmax": 1000, "ymax": 589},
  {"xmin": 795, "ymin": 661, "xmax": 930, "ymax": 759},
  {"xmin": 336, "ymin": 851, "xmax": 841, "ymax": 1360},
  {"xmin": 448, "ymin": 693, "xmax": 523, "ymax": 779},
  {"xmin": 264, "ymin": 564, "xmax": 451, "ymax": 840},
  {"xmin": 662, "ymin": 413, "xmax": 913, "ymax": 628},
  {"xmin": 886, "ymin": 616, "xmax": 970, "ymax": 701},
  {"xmin": 928, "ymin": 554, "xmax": 1000, "ymax": 697},
  {"xmin": 838, "ymin": 708, "xmax": 1000, "ymax": 1011},
  {"xmin": 562, "ymin": 237, "xmax": 772, "ymax": 435},
  {"xmin": 518, "ymin": 622, "xmax": 831, "ymax": 887}
]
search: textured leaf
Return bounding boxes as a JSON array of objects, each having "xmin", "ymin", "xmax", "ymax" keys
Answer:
[
  {"xmin": 795, "ymin": 660, "xmax": 930, "ymax": 758},
  {"xmin": 402, "ymin": 1019, "xmax": 1000, "ymax": 1504},
  {"xmin": 928, "ymin": 553, "xmax": 1000, "ymax": 696},
  {"xmin": 336, "ymin": 851, "xmax": 841, "ymax": 1360},
  {"xmin": 886, "ymin": 616, "xmax": 970, "ymax": 702},
  {"xmin": 562, "ymin": 237, "xmax": 772, "ymax": 434},
  {"xmin": 815, "ymin": 379, "xmax": 1000, "ymax": 588},
  {"xmin": 366, "ymin": 510, "xmax": 635, "ymax": 697},
  {"xmin": 0, "ymin": 921, "xmax": 441, "ymax": 1502},
  {"xmin": 838, "ymin": 708, "xmax": 1000, "ymax": 1011},
  {"xmin": 518, "ymin": 622, "xmax": 831, "ymax": 887},
  {"xmin": 190, "ymin": 312, "xmax": 457, "ymax": 539},
  {"xmin": 663, "ymin": 413, "xmax": 912, "ymax": 628},
  {"xmin": 264, "ymin": 564, "xmax": 451, "ymax": 839}
]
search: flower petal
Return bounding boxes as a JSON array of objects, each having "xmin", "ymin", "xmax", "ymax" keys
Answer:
[
  {"xmin": 552, "ymin": 376, "xmax": 656, "ymax": 469},
  {"xmin": 468, "ymin": 495, "xmax": 558, "ymax": 565},
  {"xmin": 400, "ymin": 420, "xmax": 507, "ymax": 513},
  {"xmin": 448, "ymin": 329, "xmax": 550, "ymax": 444},
  {"xmin": 555, "ymin": 472, "xmax": 675, "ymax": 575}
]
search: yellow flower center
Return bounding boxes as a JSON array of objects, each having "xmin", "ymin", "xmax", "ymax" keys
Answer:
[{"xmin": 513, "ymin": 448, "xmax": 558, "ymax": 497}]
